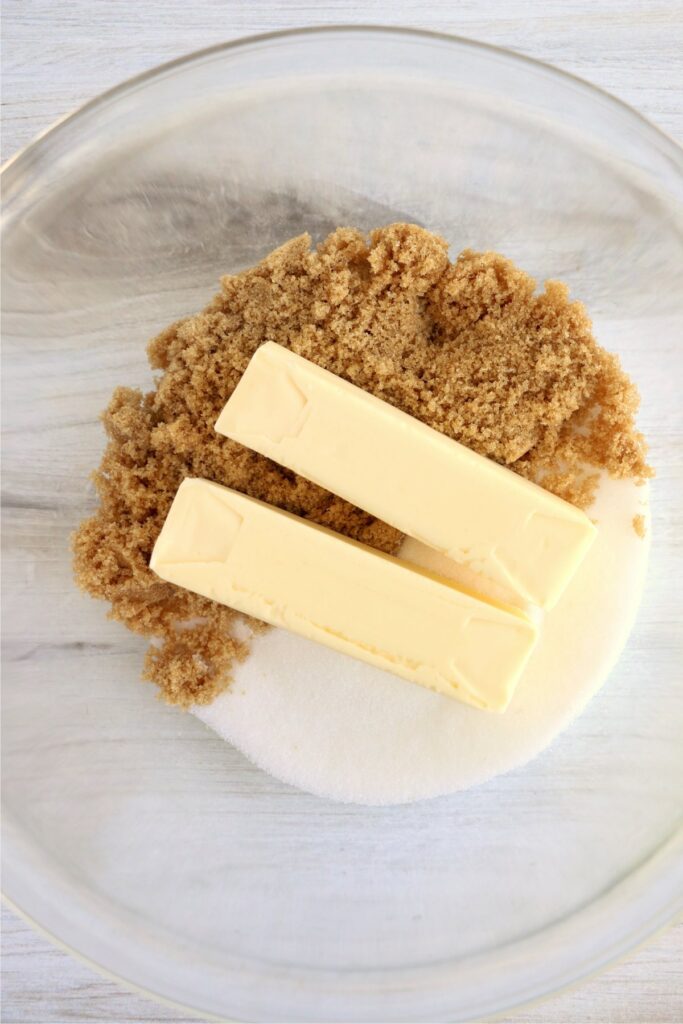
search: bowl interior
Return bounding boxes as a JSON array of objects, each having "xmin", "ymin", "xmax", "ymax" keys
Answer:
[{"xmin": 2, "ymin": 28, "xmax": 682, "ymax": 1022}]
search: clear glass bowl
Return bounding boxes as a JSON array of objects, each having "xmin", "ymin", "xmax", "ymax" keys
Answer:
[{"xmin": 2, "ymin": 27, "xmax": 682, "ymax": 1022}]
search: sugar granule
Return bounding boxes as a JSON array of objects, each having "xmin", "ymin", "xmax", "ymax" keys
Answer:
[{"xmin": 632, "ymin": 514, "xmax": 647, "ymax": 538}]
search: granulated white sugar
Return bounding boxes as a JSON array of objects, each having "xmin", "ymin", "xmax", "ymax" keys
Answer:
[{"xmin": 194, "ymin": 476, "xmax": 649, "ymax": 805}]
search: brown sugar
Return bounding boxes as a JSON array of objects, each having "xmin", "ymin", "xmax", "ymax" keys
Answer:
[
  {"xmin": 73, "ymin": 224, "xmax": 652, "ymax": 707},
  {"xmin": 632, "ymin": 514, "xmax": 647, "ymax": 539}
]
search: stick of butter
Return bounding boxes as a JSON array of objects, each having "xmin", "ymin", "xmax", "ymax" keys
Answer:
[
  {"xmin": 150, "ymin": 478, "xmax": 537, "ymax": 712},
  {"xmin": 216, "ymin": 343, "xmax": 596, "ymax": 609}
]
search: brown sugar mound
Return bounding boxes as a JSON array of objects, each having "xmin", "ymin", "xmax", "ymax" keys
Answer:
[{"xmin": 73, "ymin": 224, "xmax": 652, "ymax": 707}]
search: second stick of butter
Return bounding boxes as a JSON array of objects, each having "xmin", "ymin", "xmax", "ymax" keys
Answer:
[{"xmin": 150, "ymin": 479, "xmax": 537, "ymax": 712}]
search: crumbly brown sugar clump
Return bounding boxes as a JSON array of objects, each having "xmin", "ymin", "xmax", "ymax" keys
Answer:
[
  {"xmin": 73, "ymin": 224, "xmax": 652, "ymax": 706},
  {"xmin": 632, "ymin": 514, "xmax": 647, "ymax": 539}
]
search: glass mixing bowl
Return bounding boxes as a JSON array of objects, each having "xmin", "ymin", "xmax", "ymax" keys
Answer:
[{"xmin": 2, "ymin": 27, "xmax": 682, "ymax": 1022}]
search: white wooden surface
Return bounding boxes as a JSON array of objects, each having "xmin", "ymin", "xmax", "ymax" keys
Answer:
[{"xmin": 2, "ymin": 2, "xmax": 682, "ymax": 1022}]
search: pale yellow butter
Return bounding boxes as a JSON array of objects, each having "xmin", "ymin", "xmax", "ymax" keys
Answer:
[
  {"xmin": 150, "ymin": 478, "xmax": 538, "ymax": 711},
  {"xmin": 216, "ymin": 343, "xmax": 596, "ymax": 609}
]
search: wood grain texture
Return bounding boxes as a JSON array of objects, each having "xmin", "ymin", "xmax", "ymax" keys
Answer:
[{"xmin": 2, "ymin": 2, "xmax": 683, "ymax": 1022}]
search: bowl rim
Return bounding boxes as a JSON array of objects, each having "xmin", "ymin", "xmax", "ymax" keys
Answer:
[
  {"xmin": 2, "ymin": 23, "xmax": 682, "ymax": 1023},
  {"xmin": 2, "ymin": 22, "xmax": 682, "ymax": 183}
]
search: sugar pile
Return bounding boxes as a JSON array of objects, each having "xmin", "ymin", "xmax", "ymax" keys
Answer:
[{"xmin": 73, "ymin": 225, "xmax": 651, "ymax": 709}]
